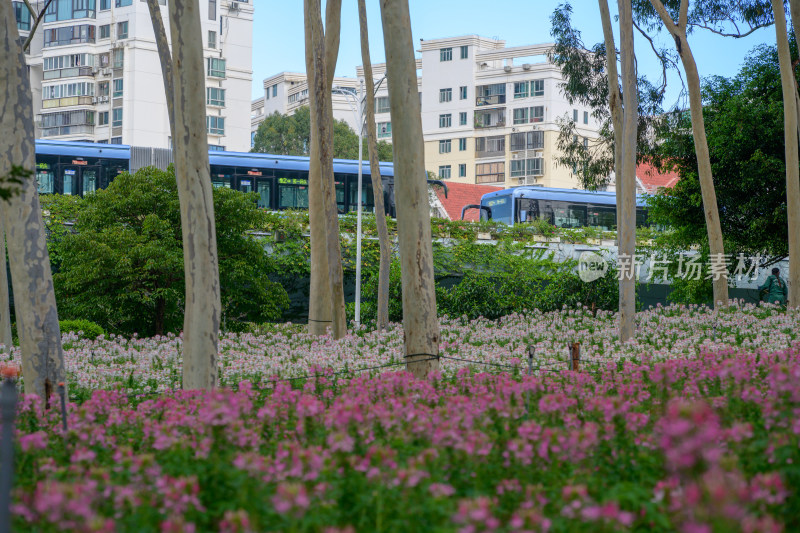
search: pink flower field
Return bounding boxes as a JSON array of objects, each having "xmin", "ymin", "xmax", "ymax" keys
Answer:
[{"xmin": 4, "ymin": 302, "xmax": 800, "ymax": 531}]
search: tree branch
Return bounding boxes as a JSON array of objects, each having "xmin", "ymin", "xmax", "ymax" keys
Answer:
[
  {"xmin": 679, "ymin": 0, "xmax": 689, "ymax": 31},
  {"xmin": 691, "ymin": 20, "xmax": 770, "ymax": 38}
]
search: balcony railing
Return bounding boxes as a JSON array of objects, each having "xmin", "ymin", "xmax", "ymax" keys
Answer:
[
  {"xmin": 43, "ymin": 66, "xmax": 95, "ymax": 80},
  {"xmin": 42, "ymin": 96, "xmax": 93, "ymax": 109},
  {"xmin": 40, "ymin": 124, "xmax": 94, "ymax": 137},
  {"xmin": 475, "ymin": 118, "xmax": 505, "ymax": 129},
  {"xmin": 476, "ymin": 94, "xmax": 506, "ymax": 106}
]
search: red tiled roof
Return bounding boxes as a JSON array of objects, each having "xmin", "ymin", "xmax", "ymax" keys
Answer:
[
  {"xmin": 433, "ymin": 182, "xmax": 503, "ymax": 221},
  {"xmin": 636, "ymin": 162, "xmax": 680, "ymax": 193}
]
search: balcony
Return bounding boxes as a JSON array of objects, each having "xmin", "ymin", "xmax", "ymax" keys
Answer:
[
  {"xmin": 475, "ymin": 94, "xmax": 506, "ymax": 106},
  {"xmin": 40, "ymin": 124, "xmax": 94, "ymax": 137},
  {"xmin": 42, "ymin": 96, "xmax": 93, "ymax": 109},
  {"xmin": 43, "ymin": 66, "xmax": 95, "ymax": 80},
  {"xmin": 475, "ymin": 135, "xmax": 505, "ymax": 158},
  {"xmin": 474, "ymin": 109, "xmax": 506, "ymax": 130}
]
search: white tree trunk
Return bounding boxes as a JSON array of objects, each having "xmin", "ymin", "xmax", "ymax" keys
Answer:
[
  {"xmin": 0, "ymin": 222, "xmax": 12, "ymax": 351},
  {"xmin": 617, "ymin": 0, "xmax": 638, "ymax": 342},
  {"xmin": 169, "ymin": 0, "xmax": 221, "ymax": 389},
  {"xmin": 649, "ymin": 0, "xmax": 728, "ymax": 308},
  {"xmin": 379, "ymin": 0, "xmax": 440, "ymax": 378},
  {"xmin": 306, "ymin": 0, "xmax": 346, "ymax": 339},
  {"xmin": 0, "ymin": 4, "xmax": 65, "ymax": 398},
  {"xmin": 146, "ymin": 0, "xmax": 174, "ymax": 138},
  {"xmin": 772, "ymin": 0, "xmax": 800, "ymax": 307},
  {"xmin": 358, "ymin": 0, "xmax": 391, "ymax": 330}
]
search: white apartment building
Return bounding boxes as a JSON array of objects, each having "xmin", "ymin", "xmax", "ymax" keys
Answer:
[
  {"xmin": 14, "ymin": 0, "xmax": 253, "ymax": 152},
  {"xmin": 251, "ymin": 36, "xmax": 599, "ymax": 189}
]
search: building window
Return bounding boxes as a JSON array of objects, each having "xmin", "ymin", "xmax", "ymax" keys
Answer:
[
  {"xmin": 111, "ymin": 108, "xmax": 122, "ymax": 127},
  {"xmin": 458, "ymin": 138, "xmax": 467, "ymax": 151},
  {"xmin": 513, "ymin": 106, "xmax": 543, "ymax": 124},
  {"xmin": 510, "ymin": 131, "xmax": 544, "ymax": 151},
  {"xmin": 272, "ymin": 85, "xmax": 277, "ymax": 97},
  {"xmin": 510, "ymin": 158, "xmax": 544, "ymax": 177},
  {"xmin": 460, "ymin": 45, "xmax": 468, "ymax": 59},
  {"xmin": 115, "ymin": 0, "xmax": 132, "ymax": 7},
  {"xmin": 439, "ymin": 114, "xmax": 451, "ymax": 128},
  {"xmin": 513, "ymin": 108, "xmax": 528, "ymax": 125},
  {"xmin": 514, "ymin": 81, "xmax": 529, "ymax": 99},
  {"xmin": 532, "ymin": 79, "xmax": 544, "ymax": 97},
  {"xmin": 531, "ymin": 106, "xmax": 544, "ymax": 123},
  {"xmin": 438, "ymin": 165, "xmax": 451, "ymax": 179},
  {"xmin": 251, "ymin": 131, "xmax": 255, "ymax": 147},
  {"xmin": 439, "ymin": 88, "xmax": 452, "ymax": 103},
  {"xmin": 583, "ymin": 137, "xmax": 589, "ymax": 149},
  {"xmin": 573, "ymin": 109, "xmax": 578, "ymax": 122},
  {"xmin": 476, "ymin": 83, "xmax": 506, "ymax": 106},
  {"xmin": 475, "ymin": 135, "xmax": 505, "ymax": 156},
  {"xmin": 458, "ymin": 163, "xmax": 466, "ymax": 177},
  {"xmin": 43, "ymin": 25, "xmax": 96, "ymax": 47},
  {"xmin": 112, "ymin": 78, "xmax": 123, "ymax": 97},
  {"xmin": 459, "ymin": 86, "xmax": 467, "ymax": 100},
  {"xmin": 208, "ymin": 0, "xmax": 216, "ymax": 20},
  {"xmin": 98, "ymin": 81, "xmax": 109, "ymax": 96},
  {"xmin": 98, "ymin": 111, "xmax": 109, "ymax": 126},
  {"xmin": 117, "ymin": 21, "xmax": 128, "ymax": 39},
  {"xmin": 14, "ymin": 1, "xmax": 31, "ymax": 30},
  {"xmin": 207, "ymin": 116, "xmax": 225, "ymax": 135},
  {"xmin": 377, "ymin": 122, "xmax": 391, "ymax": 138},
  {"xmin": 100, "ymin": 0, "xmax": 110, "ymax": 9},
  {"xmin": 459, "ymin": 112, "xmax": 467, "ymax": 126},
  {"xmin": 440, "ymin": 47, "xmax": 452, "ymax": 61},
  {"xmin": 112, "ymin": 49, "xmax": 124, "ymax": 68},
  {"xmin": 42, "ymin": 81, "xmax": 94, "ymax": 100},
  {"xmin": 111, "ymin": 136, "xmax": 122, "ymax": 144},
  {"xmin": 475, "ymin": 162, "xmax": 505, "ymax": 184},
  {"xmin": 375, "ymin": 96, "xmax": 390, "ymax": 114},
  {"xmin": 208, "ymin": 57, "xmax": 226, "ymax": 78},
  {"xmin": 207, "ymin": 87, "xmax": 225, "ymax": 107},
  {"xmin": 99, "ymin": 24, "xmax": 110, "ymax": 39},
  {"xmin": 439, "ymin": 139, "xmax": 451, "ymax": 154},
  {"xmin": 208, "ymin": 30, "xmax": 216, "ymax": 49},
  {"xmin": 583, "ymin": 111, "xmax": 589, "ymax": 125},
  {"xmin": 208, "ymin": 145, "xmax": 225, "ymax": 151}
]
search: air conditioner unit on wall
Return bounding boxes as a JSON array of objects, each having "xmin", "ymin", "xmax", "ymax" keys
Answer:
[
  {"xmin": 503, "ymin": 65, "xmax": 512, "ymax": 73},
  {"xmin": 522, "ymin": 64, "xmax": 532, "ymax": 70},
  {"xmin": 229, "ymin": 1, "xmax": 239, "ymax": 10}
]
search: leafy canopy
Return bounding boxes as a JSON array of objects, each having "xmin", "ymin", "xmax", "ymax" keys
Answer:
[
  {"xmin": 47, "ymin": 166, "xmax": 288, "ymax": 336},
  {"xmin": 251, "ymin": 106, "xmax": 393, "ymax": 161}
]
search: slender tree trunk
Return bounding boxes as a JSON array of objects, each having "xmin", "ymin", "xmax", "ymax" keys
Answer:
[
  {"xmin": 169, "ymin": 0, "xmax": 221, "ymax": 389},
  {"xmin": 773, "ymin": 0, "xmax": 800, "ymax": 307},
  {"xmin": 155, "ymin": 296, "xmax": 166, "ymax": 336},
  {"xmin": 306, "ymin": 0, "xmax": 345, "ymax": 338},
  {"xmin": 0, "ymin": 223, "xmax": 12, "ymax": 351},
  {"xmin": 146, "ymin": 0, "xmax": 175, "ymax": 139},
  {"xmin": 358, "ymin": 0, "xmax": 391, "ymax": 330},
  {"xmin": 617, "ymin": 0, "xmax": 638, "ymax": 342},
  {"xmin": 0, "ymin": 4, "xmax": 65, "ymax": 398},
  {"xmin": 649, "ymin": 0, "xmax": 729, "ymax": 308},
  {"xmin": 379, "ymin": 0, "xmax": 440, "ymax": 378}
]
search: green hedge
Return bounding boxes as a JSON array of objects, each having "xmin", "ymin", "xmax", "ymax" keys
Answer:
[{"xmin": 59, "ymin": 319, "xmax": 105, "ymax": 340}]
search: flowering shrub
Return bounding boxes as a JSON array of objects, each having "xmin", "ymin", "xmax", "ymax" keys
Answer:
[{"xmin": 4, "ymin": 302, "xmax": 800, "ymax": 531}]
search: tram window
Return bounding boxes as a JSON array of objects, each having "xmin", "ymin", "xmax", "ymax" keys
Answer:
[
  {"xmin": 256, "ymin": 180, "xmax": 271, "ymax": 209},
  {"xmin": 335, "ymin": 175, "xmax": 345, "ymax": 212},
  {"xmin": 278, "ymin": 179, "xmax": 309, "ymax": 209},
  {"xmin": 348, "ymin": 181, "xmax": 374, "ymax": 213},
  {"xmin": 63, "ymin": 169, "xmax": 76, "ymax": 195},
  {"xmin": 588, "ymin": 205, "xmax": 616, "ymax": 230},
  {"xmin": 36, "ymin": 168, "xmax": 55, "ymax": 194},
  {"xmin": 636, "ymin": 208, "xmax": 648, "ymax": 227},
  {"xmin": 83, "ymin": 169, "xmax": 98, "ymax": 195},
  {"xmin": 239, "ymin": 179, "xmax": 253, "ymax": 193}
]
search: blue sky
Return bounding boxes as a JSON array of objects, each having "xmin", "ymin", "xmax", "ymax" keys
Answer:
[{"xmin": 251, "ymin": 0, "xmax": 778, "ymax": 105}]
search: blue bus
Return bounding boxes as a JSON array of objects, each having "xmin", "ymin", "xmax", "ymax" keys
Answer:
[
  {"xmin": 462, "ymin": 186, "xmax": 648, "ymax": 229},
  {"xmin": 33, "ymin": 140, "xmax": 405, "ymax": 216}
]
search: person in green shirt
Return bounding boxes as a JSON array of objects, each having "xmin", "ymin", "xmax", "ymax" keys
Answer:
[{"xmin": 759, "ymin": 267, "xmax": 788, "ymax": 305}]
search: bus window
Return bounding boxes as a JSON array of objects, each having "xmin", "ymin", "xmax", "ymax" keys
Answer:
[
  {"xmin": 255, "ymin": 179, "xmax": 272, "ymax": 209},
  {"xmin": 516, "ymin": 198, "xmax": 540, "ymax": 223},
  {"xmin": 636, "ymin": 208, "xmax": 648, "ymax": 227},
  {"xmin": 348, "ymin": 179, "xmax": 374, "ymax": 213},
  {"xmin": 482, "ymin": 195, "xmax": 512, "ymax": 224},
  {"xmin": 36, "ymin": 166, "xmax": 55, "ymax": 194},
  {"xmin": 588, "ymin": 205, "xmax": 616, "ymax": 230}
]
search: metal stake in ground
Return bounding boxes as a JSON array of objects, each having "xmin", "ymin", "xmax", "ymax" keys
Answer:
[
  {"xmin": 569, "ymin": 342, "xmax": 580, "ymax": 371},
  {"xmin": 0, "ymin": 376, "xmax": 19, "ymax": 533},
  {"xmin": 58, "ymin": 382, "xmax": 68, "ymax": 433}
]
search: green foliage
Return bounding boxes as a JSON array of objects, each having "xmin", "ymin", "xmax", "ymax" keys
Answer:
[
  {"xmin": 59, "ymin": 319, "xmax": 105, "ymax": 340},
  {"xmin": 50, "ymin": 166, "xmax": 288, "ymax": 336},
  {"xmin": 648, "ymin": 44, "xmax": 795, "ymax": 267},
  {"xmin": 252, "ymin": 106, "xmax": 393, "ymax": 161},
  {"xmin": 0, "ymin": 165, "xmax": 29, "ymax": 201}
]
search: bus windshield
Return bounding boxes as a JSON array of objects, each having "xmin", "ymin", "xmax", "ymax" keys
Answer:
[{"xmin": 482, "ymin": 195, "xmax": 512, "ymax": 224}]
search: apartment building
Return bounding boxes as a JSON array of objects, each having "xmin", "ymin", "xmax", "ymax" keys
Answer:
[{"xmin": 14, "ymin": 0, "xmax": 253, "ymax": 152}]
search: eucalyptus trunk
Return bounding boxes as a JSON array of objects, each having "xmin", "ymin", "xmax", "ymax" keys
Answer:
[
  {"xmin": 617, "ymin": 0, "xmax": 638, "ymax": 342},
  {"xmin": 358, "ymin": 0, "xmax": 391, "ymax": 330},
  {"xmin": 145, "ymin": 0, "xmax": 175, "ymax": 138},
  {"xmin": 0, "ymin": 3, "xmax": 65, "ymax": 398},
  {"xmin": 789, "ymin": 0, "xmax": 800, "ymax": 146},
  {"xmin": 306, "ymin": 0, "xmax": 346, "ymax": 339},
  {"xmin": 649, "ymin": 0, "xmax": 728, "ymax": 308},
  {"xmin": 379, "ymin": 0, "xmax": 440, "ymax": 377},
  {"xmin": 772, "ymin": 0, "xmax": 800, "ymax": 307},
  {"xmin": 0, "ymin": 222, "xmax": 11, "ymax": 351},
  {"xmin": 169, "ymin": 0, "xmax": 221, "ymax": 389},
  {"xmin": 305, "ymin": 0, "xmax": 347, "ymax": 340}
]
